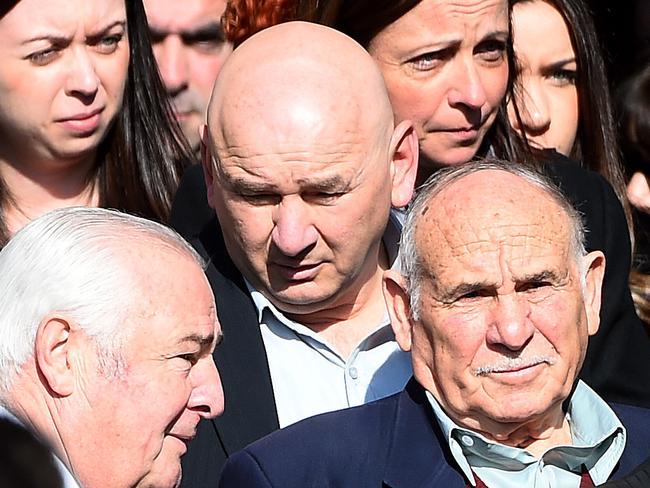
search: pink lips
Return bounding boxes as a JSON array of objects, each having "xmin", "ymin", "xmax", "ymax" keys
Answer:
[
  {"xmin": 56, "ymin": 108, "xmax": 104, "ymax": 135},
  {"xmin": 273, "ymin": 262, "xmax": 322, "ymax": 282}
]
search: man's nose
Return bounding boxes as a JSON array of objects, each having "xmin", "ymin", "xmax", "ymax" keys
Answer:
[
  {"xmin": 188, "ymin": 355, "xmax": 224, "ymax": 419},
  {"xmin": 271, "ymin": 198, "xmax": 319, "ymax": 257},
  {"xmin": 485, "ymin": 294, "xmax": 534, "ymax": 351},
  {"xmin": 156, "ymin": 36, "xmax": 188, "ymax": 95}
]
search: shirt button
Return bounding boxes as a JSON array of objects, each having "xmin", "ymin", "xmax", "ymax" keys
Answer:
[
  {"xmin": 349, "ymin": 367, "xmax": 358, "ymax": 379},
  {"xmin": 461, "ymin": 435, "xmax": 474, "ymax": 447}
]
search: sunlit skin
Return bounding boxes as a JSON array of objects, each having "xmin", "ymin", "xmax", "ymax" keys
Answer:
[
  {"xmin": 385, "ymin": 170, "xmax": 604, "ymax": 456},
  {"xmin": 0, "ymin": 0, "xmax": 129, "ymax": 165},
  {"xmin": 369, "ymin": 0, "xmax": 509, "ymax": 177},
  {"xmin": 202, "ymin": 23, "xmax": 418, "ymax": 357},
  {"xmin": 507, "ymin": 0, "xmax": 579, "ymax": 156},
  {"xmin": 144, "ymin": 0, "xmax": 231, "ymax": 152},
  {"xmin": 627, "ymin": 172, "xmax": 650, "ymax": 214},
  {"xmin": 9, "ymin": 243, "xmax": 225, "ymax": 488},
  {"xmin": 0, "ymin": 0, "xmax": 129, "ymax": 233}
]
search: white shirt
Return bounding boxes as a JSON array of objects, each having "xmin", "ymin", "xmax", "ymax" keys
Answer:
[{"xmin": 249, "ymin": 210, "xmax": 412, "ymax": 428}]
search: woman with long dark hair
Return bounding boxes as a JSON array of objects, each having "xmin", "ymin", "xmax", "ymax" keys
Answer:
[
  {"xmin": 0, "ymin": 0, "xmax": 191, "ymax": 245},
  {"xmin": 507, "ymin": 0, "xmax": 628, "ymax": 217}
]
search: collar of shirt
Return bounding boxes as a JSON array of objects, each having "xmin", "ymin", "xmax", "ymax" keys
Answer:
[
  {"xmin": 246, "ymin": 209, "xmax": 411, "ymax": 427},
  {"xmin": 247, "ymin": 207, "xmax": 403, "ymax": 352},
  {"xmin": 425, "ymin": 381, "xmax": 626, "ymax": 487}
]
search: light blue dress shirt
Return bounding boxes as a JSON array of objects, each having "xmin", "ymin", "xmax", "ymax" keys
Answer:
[
  {"xmin": 248, "ymin": 210, "xmax": 412, "ymax": 428},
  {"xmin": 426, "ymin": 380, "xmax": 626, "ymax": 487}
]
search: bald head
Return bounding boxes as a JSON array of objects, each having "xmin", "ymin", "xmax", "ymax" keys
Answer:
[
  {"xmin": 399, "ymin": 160, "xmax": 588, "ymax": 318},
  {"xmin": 206, "ymin": 21, "xmax": 394, "ymax": 152},
  {"xmin": 201, "ymin": 21, "xmax": 418, "ymax": 316},
  {"xmin": 385, "ymin": 160, "xmax": 605, "ymax": 436}
]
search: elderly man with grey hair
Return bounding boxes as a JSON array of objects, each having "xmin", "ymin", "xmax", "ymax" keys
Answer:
[
  {"xmin": 0, "ymin": 207, "xmax": 224, "ymax": 488},
  {"xmin": 219, "ymin": 160, "xmax": 650, "ymax": 488}
]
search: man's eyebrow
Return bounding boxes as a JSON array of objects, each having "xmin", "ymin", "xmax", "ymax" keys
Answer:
[
  {"xmin": 225, "ymin": 177, "xmax": 275, "ymax": 193},
  {"xmin": 438, "ymin": 281, "xmax": 493, "ymax": 302},
  {"xmin": 181, "ymin": 22, "xmax": 225, "ymax": 42},
  {"xmin": 518, "ymin": 270, "xmax": 563, "ymax": 283},
  {"xmin": 295, "ymin": 175, "xmax": 348, "ymax": 191},
  {"xmin": 177, "ymin": 333, "xmax": 216, "ymax": 348}
]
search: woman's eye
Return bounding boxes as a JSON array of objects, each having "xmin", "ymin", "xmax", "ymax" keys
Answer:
[
  {"xmin": 408, "ymin": 50, "xmax": 447, "ymax": 71},
  {"xmin": 476, "ymin": 40, "xmax": 506, "ymax": 63},
  {"xmin": 95, "ymin": 34, "xmax": 123, "ymax": 54},
  {"xmin": 28, "ymin": 48, "xmax": 59, "ymax": 66},
  {"xmin": 549, "ymin": 69, "xmax": 577, "ymax": 86}
]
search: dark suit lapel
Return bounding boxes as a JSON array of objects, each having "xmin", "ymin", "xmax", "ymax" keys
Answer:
[
  {"xmin": 383, "ymin": 379, "xmax": 467, "ymax": 488},
  {"xmin": 193, "ymin": 221, "xmax": 280, "ymax": 455}
]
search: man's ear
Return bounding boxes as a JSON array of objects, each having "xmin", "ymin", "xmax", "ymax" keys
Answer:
[
  {"xmin": 581, "ymin": 250, "xmax": 605, "ymax": 336},
  {"xmin": 200, "ymin": 125, "xmax": 217, "ymax": 208},
  {"xmin": 35, "ymin": 315, "xmax": 77, "ymax": 397},
  {"xmin": 383, "ymin": 269, "xmax": 414, "ymax": 352},
  {"xmin": 389, "ymin": 120, "xmax": 419, "ymax": 209}
]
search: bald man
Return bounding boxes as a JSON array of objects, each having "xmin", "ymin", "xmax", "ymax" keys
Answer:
[
  {"xmin": 219, "ymin": 160, "xmax": 650, "ymax": 488},
  {"xmin": 176, "ymin": 22, "xmax": 418, "ymax": 486}
]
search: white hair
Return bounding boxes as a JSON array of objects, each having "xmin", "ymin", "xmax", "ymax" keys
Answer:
[
  {"xmin": 400, "ymin": 159, "xmax": 588, "ymax": 320},
  {"xmin": 0, "ymin": 207, "xmax": 205, "ymax": 394}
]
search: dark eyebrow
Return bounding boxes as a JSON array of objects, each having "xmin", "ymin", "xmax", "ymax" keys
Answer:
[
  {"xmin": 295, "ymin": 175, "xmax": 348, "ymax": 191},
  {"xmin": 438, "ymin": 281, "xmax": 493, "ymax": 303},
  {"xmin": 480, "ymin": 30, "xmax": 510, "ymax": 42},
  {"xmin": 86, "ymin": 20, "xmax": 127, "ymax": 44},
  {"xmin": 518, "ymin": 270, "xmax": 563, "ymax": 283},
  {"xmin": 148, "ymin": 22, "xmax": 225, "ymax": 43},
  {"xmin": 544, "ymin": 58, "xmax": 577, "ymax": 70},
  {"xmin": 181, "ymin": 22, "xmax": 225, "ymax": 43},
  {"xmin": 226, "ymin": 177, "xmax": 275, "ymax": 193},
  {"xmin": 178, "ymin": 333, "xmax": 216, "ymax": 349}
]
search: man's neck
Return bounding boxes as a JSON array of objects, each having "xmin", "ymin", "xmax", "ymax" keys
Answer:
[{"xmin": 283, "ymin": 242, "xmax": 391, "ymax": 360}]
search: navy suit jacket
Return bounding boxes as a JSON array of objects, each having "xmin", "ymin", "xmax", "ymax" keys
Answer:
[{"xmin": 219, "ymin": 379, "xmax": 650, "ymax": 488}]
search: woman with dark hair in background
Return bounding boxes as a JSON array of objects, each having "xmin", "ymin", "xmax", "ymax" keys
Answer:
[
  {"xmin": 507, "ymin": 0, "xmax": 629, "ymax": 220},
  {"xmin": 618, "ymin": 64, "xmax": 650, "ymax": 324},
  {"xmin": 0, "ymin": 0, "xmax": 191, "ymax": 245}
]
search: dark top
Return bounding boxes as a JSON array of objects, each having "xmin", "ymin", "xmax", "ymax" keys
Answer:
[
  {"xmin": 170, "ymin": 156, "xmax": 650, "ymax": 487},
  {"xmin": 218, "ymin": 378, "xmax": 650, "ymax": 488}
]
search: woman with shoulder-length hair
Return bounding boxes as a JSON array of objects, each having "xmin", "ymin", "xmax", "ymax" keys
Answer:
[{"xmin": 0, "ymin": 0, "xmax": 191, "ymax": 245}]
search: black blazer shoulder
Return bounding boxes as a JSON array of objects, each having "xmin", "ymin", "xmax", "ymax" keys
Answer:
[{"xmin": 174, "ymin": 195, "xmax": 280, "ymax": 487}]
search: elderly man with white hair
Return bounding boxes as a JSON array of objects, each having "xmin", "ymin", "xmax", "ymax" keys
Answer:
[
  {"xmin": 219, "ymin": 160, "xmax": 650, "ymax": 487},
  {"xmin": 0, "ymin": 207, "xmax": 224, "ymax": 488}
]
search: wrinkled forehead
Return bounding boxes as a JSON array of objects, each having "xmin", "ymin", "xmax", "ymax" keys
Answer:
[{"xmin": 415, "ymin": 175, "xmax": 573, "ymax": 269}]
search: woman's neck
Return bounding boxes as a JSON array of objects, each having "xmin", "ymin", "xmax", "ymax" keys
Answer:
[{"xmin": 0, "ymin": 153, "xmax": 99, "ymax": 236}]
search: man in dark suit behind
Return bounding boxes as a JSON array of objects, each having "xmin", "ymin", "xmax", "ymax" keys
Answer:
[
  {"xmin": 220, "ymin": 160, "xmax": 650, "ymax": 487},
  {"xmin": 178, "ymin": 20, "xmax": 420, "ymax": 487}
]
